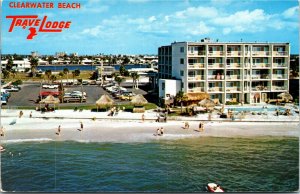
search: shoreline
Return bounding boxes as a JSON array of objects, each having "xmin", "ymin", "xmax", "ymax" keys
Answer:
[{"xmin": 0, "ymin": 109, "xmax": 298, "ymax": 144}]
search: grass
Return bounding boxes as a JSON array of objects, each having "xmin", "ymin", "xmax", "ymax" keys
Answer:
[{"xmin": 2, "ymin": 71, "xmax": 93, "ymax": 82}]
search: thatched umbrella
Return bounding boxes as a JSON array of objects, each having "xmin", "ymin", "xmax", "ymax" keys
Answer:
[
  {"xmin": 198, "ymin": 98, "xmax": 215, "ymax": 112},
  {"xmin": 131, "ymin": 94, "xmax": 148, "ymax": 106},
  {"xmin": 277, "ymin": 92, "xmax": 293, "ymax": 101},
  {"xmin": 39, "ymin": 95, "xmax": 60, "ymax": 110},
  {"xmin": 96, "ymin": 94, "xmax": 114, "ymax": 111}
]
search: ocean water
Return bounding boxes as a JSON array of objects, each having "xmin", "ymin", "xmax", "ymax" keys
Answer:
[{"xmin": 1, "ymin": 136, "xmax": 298, "ymax": 192}]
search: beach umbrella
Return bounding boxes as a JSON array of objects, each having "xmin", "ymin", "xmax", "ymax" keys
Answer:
[
  {"xmin": 131, "ymin": 94, "xmax": 148, "ymax": 106},
  {"xmin": 198, "ymin": 98, "xmax": 215, "ymax": 112},
  {"xmin": 96, "ymin": 94, "xmax": 114, "ymax": 110},
  {"xmin": 39, "ymin": 95, "xmax": 60, "ymax": 110},
  {"xmin": 277, "ymin": 92, "xmax": 293, "ymax": 101}
]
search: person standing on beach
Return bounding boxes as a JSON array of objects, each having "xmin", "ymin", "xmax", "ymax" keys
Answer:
[
  {"xmin": 156, "ymin": 128, "xmax": 161, "ymax": 136},
  {"xmin": 142, "ymin": 114, "xmax": 145, "ymax": 122},
  {"xmin": 29, "ymin": 111, "xmax": 32, "ymax": 118},
  {"xmin": 56, "ymin": 125, "xmax": 61, "ymax": 135},
  {"xmin": 79, "ymin": 121, "xmax": 84, "ymax": 131},
  {"xmin": 160, "ymin": 127, "xmax": 164, "ymax": 136},
  {"xmin": 184, "ymin": 122, "xmax": 189, "ymax": 129},
  {"xmin": 199, "ymin": 122, "xmax": 204, "ymax": 132},
  {"xmin": 19, "ymin": 111, "xmax": 23, "ymax": 118},
  {"xmin": 0, "ymin": 126, "xmax": 5, "ymax": 137}
]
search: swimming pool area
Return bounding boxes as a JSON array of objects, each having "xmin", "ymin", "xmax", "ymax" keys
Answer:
[{"xmin": 224, "ymin": 106, "xmax": 286, "ymax": 113}]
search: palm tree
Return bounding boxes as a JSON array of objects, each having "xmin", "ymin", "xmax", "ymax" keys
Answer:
[
  {"xmin": 50, "ymin": 75, "xmax": 57, "ymax": 83},
  {"xmin": 29, "ymin": 57, "xmax": 39, "ymax": 77},
  {"xmin": 130, "ymin": 72, "xmax": 140, "ymax": 89},
  {"xmin": 45, "ymin": 69, "xmax": 52, "ymax": 83},
  {"xmin": 72, "ymin": 69, "xmax": 80, "ymax": 84},
  {"xmin": 115, "ymin": 76, "xmax": 125, "ymax": 87},
  {"xmin": 63, "ymin": 68, "xmax": 69, "ymax": 83},
  {"xmin": 175, "ymin": 91, "xmax": 187, "ymax": 113}
]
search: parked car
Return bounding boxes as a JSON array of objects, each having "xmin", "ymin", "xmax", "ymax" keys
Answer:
[
  {"xmin": 3, "ymin": 86, "xmax": 19, "ymax": 92},
  {"xmin": 42, "ymin": 84, "xmax": 59, "ymax": 89},
  {"xmin": 70, "ymin": 91, "xmax": 87, "ymax": 97},
  {"xmin": 82, "ymin": 80, "xmax": 89, "ymax": 85},
  {"xmin": 1, "ymin": 96, "xmax": 7, "ymax": 105},
  {"xmin": 119, "ymin": 92, "xmax": 135, "ymax": 101},
  {"xmin": 63, "ymin": 95, "xmax": 87, "ymax": 103},
  {"xmin": 1, "ymin": 89, "xmax": 11, "ymax": 99}
]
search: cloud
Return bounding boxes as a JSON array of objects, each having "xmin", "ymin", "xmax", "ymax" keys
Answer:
[
  {"xmin": 188, "ymin": 21, "xmax": 214, "ymax": 35},
  {"xmin": 174, "ymin": 6, "xmax": 218, "ymax": 19},
  {"xmin": 282, "ymin": 6, "xmax": 298, "ymax": 19},
  {"xmin": 82, "ymin": 25, "xmax": 102, "ymax": 36}
]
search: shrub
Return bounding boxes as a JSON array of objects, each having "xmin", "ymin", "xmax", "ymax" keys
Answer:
[
  {"xmin": 12, "ymin": 79, "xmax": 23, "ymax": 85},
  {"xmin": 225, "ymin": 101, "xmax": 239, "ymax": 105}
]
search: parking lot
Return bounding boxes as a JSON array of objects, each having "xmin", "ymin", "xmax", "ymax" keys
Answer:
[{"xmin": 5, "ymin": 82, "xmax": 148, "ymax": 108}]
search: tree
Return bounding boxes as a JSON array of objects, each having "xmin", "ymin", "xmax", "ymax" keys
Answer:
[
  {"xmin": 50, "ymin": 75, "xmax": 57, "ymax": 83},
  {"xmin": 47, "ymin": 56, "xmax": 54, "ymax": 65},
  {"xmin": 115, "ymin": 76, "xmax": 125, "ymax": 87},
  {"xmin": 119, "ymin": 65, "xmax": 126, "ymax": 76},
  {"xmin": 122, "ymin": 56, "xmax": 130, "ymax": 64},
  {"xmin": 6, "ymin": 55, "xmax": 13, "ymax": 72},
  {"xmin": 130, "ymin": 72, "xmax": 140, "ymax": 89},
  {"xmin": 29, "ymin": 57, "xmax": 39, "ymax": 77},
  {"xmin": 72, "ymin": 69, "xmax": 80, "ymax": 83},
  {"xmin": 175, "ymin": 91, "xmax": 187, "ymax": 113},
  {"xmin": 63, "ymin": 68, "xmax": 69, "ymax": 82},
  {"xmin": 45, "ymin": 69, "xmax": 52, "ymax": 83},
  {"xmin": 11, "ymin": 69, "xmax": 17, "ymax": 79},
  {"xmin": 2, "ymin": 69, "xmax": 10, "ymax": 79}
]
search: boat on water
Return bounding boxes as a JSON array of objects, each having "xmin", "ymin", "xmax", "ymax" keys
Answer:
[{"xmin": 206, "ymin": 183, "xmax": 224, "ymax": 192}]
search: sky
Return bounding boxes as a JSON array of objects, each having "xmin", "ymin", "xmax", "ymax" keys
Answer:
[{"xmin": 1, "ymin": 0, "xmax": 299, "ymax": 55}]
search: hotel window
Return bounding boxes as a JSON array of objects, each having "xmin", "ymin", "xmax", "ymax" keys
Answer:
[
  {"xmin": 162, "ymin": 83, "xmax": 165, "ymax": 90},
  {"xmin": 180, "ymin": 58, "xmax": 184, "ymax": 64},
  {"xmin": 180, "ymin": 70, "xmax": 184, "ymax": 76},
  {"xmin": 180, "ymin": 47, "xmax": 184, "ymax": 53}
]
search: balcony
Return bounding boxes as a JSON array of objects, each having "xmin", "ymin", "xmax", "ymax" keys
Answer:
[
  {"xmin": 208, "ymin": 63, "xmax": 224, "ymax": 68},
  {"xmin": 273, "ymin": 63, "xmax": 288, "ymax": 68},
  {"xmin": 251, "ymin": 86, "xmax": 271, "ymax": 91},
  {"xmin": 251, "ymin": 63, "xmax": 270, "ymax": 68},
  {"xmin": 251, "ymin": 74, "xmax": 270, "ymax": 80},
  {"xmin": 226, "ymin": 63, "xmax": 241, "ymax": 68},
  {"xmin": 188, "ymin": 63, "xmax": 205, "ymax": 69},
  {"xmin": 208, "ymin": 51, "xmax": 224, "ymax": 56},
  {"xmin": 226, "ymin": 75, "xmax": 241, "ymax": 80},
  {"xmin": 188, "ymin": 51, "xmax": 206, "ymax": 56},
  {"xmin": 208, "ymin": 74, "xmax": 225, "ymax": 80},
  {"xmin": 208, "ymin": 87, "xmax": 223, "ymax": 92},
  {"xmin": 272, "ymin": 86, "xmax": 288, "ymax": 91},
  {"xmin": 252, "ymin": 51, "xmax": 270, "ymax": 56},
  {"xmin": 273, "ymin": 51, "xmax": 288, "ymax": 56},
  {"xmin": 188, "ymin": 75, "xmax": 205, "ymax": 81},
  {"xmin": 272, "ymin": 74, "xmax": 288, "ymax": 79},
  {"xmin": 226, "ymin": 87, "xmax": 241, "ymax": 92},
  {"xmin": 188, "ymin": 87, "xmax": 205, "ymax": 93},
  {"xmin": 226, "ymin": 51, "xmax": 242, "ymax": 56}
]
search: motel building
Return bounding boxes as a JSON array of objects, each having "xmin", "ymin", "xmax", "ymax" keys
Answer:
[{"xmin": 158, "ymin": 38, "xmax": 290, "ymax": 105}]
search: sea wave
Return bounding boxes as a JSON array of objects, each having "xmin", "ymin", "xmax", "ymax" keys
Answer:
[{"xmin": 3, "ymin": 138, "xmax": 53, "ymax": 144}]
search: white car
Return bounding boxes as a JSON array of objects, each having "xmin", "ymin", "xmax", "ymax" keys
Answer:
[{"xmin": 42, "ymin": 85, "xmax": 59, "ymax": 89}]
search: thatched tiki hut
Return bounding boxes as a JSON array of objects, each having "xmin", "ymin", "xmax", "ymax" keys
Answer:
[
  {"xmin": 183, "ymin": 93, "xmax": 209, "ymax": 106},
  {"xmin": 96, "ymin": 94, "xmax": 114, "ymax": 111},
  {"xmin": 131, "ymin": 94, "xmax": 148, "ymax": 113},
  {"xmin": 198, "ymin": 98, "xmax": 215, "ymax": 112},
  {"xmin": 39, "ymin": 95, "xmax": 60, "ymax": 111}
]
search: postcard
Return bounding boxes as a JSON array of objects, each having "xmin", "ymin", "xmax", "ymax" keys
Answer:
[{"xmin": 0, "ymin": 0, "xmax": 299, "ymax": 192}]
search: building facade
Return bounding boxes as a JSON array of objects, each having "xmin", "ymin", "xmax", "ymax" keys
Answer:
[{"xmin": 158, "ymin": 39, "xmax": 290, "ymax": 104}]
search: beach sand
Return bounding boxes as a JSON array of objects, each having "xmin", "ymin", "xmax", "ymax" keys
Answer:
[{"xmin": 0, "ymin": 109, "xmax": 298, "ymax": 143}]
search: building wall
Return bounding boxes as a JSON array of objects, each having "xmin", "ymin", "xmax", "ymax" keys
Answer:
[
  {"xmin": 158, "ymin": 79, "xmax": 181, "ymax": 99},
  {"xmin": 158, "ymin": 41, "xmax": 290, "ymax": 104}
]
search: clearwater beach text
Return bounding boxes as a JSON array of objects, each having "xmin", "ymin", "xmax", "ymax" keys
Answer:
[{"xmin": 9, "ymin": 2, "xmax": 81, "ymax": 9}]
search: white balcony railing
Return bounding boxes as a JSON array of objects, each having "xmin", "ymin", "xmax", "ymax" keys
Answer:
[
  {"xmin": 226, "ymin": 75, "xmax": 241, "ymax": 80},
  {"xmin": 252, "ymin": 51, "xmax": 270, "ymax": 56},
  {"xmin": 272, "ymin": 74, "xmax": 288, "ymax": 79},
  {"xmin": 188, "ymin": 51, "xmax": 206, "ymax": 56},
  {"xmin": 251, "ymin": 63, "xmax": 270, "ymax": 68},
  {"xmin": 251, "ymin": 86, "xmax": 271, "ymax": 91},
  {"xmin": 272, "ymin": 86, "xmax": 287, "ymax": 91},
  {"xmin": 208, "ymin": 63, "xmax": 224, "ymax": 68},
  {"xmin": 226, "ymin": 63, "xmax": 241, "ymax": 68},
  {"xmin": 188, "ymin": 75, "xmax": 205, "ymax": 81},
  {"xmin": 251, "ymin": 74, "xmax": 270, "ymax": 79},
  {"xmin": 208, "ymin": 74, "xmax": 225, "ymax": 80},
  {"xmin": 273, "ymin": 51, "xmax": 288, "ymax": 56},
  {"xmin": 226, "ymin": 51, "xmax": 242, "ymax": 56},
  {"xmin": 226, "ymin": 87, "xmax": 241, "ymax": 92},
  {"xmin": 208, "ymin": 51, "xmax": 224, "ymax": 56},
  {"xmin": 188, "ymin": 87, "xmax": 205, "ymax": 93},
  {"xmin": 273, "ymin": 63, "xmax": 288, "ymax": 68},
  {"xmin": 188, "ymin": 63, "xmax": 205, "ymax": 69},
  {"xmin": 208, "ymin": 87, "xmax": 223, "ymax": 92}
]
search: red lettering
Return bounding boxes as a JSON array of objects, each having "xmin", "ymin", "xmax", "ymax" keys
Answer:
[{"xmin": 6, "ymin": 15, "xmax": 38, "ymax": 32}]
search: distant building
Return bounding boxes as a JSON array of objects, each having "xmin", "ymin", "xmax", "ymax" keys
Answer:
[
  {"xmin": 55, "ymin": 52, "xmax": 67, "ymax": 58},
  {"xmin": 1, "ymin": 59, "xmax": 31, "ymax": 72},
  {"xmin": 158, "ymin": 39, "xmax": 290, "ymax": 104}
]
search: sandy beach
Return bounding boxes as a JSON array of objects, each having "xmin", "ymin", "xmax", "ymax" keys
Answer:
[{"xmin": 0, "ymin": 109, "xmax": 298, "ymax": 143}]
